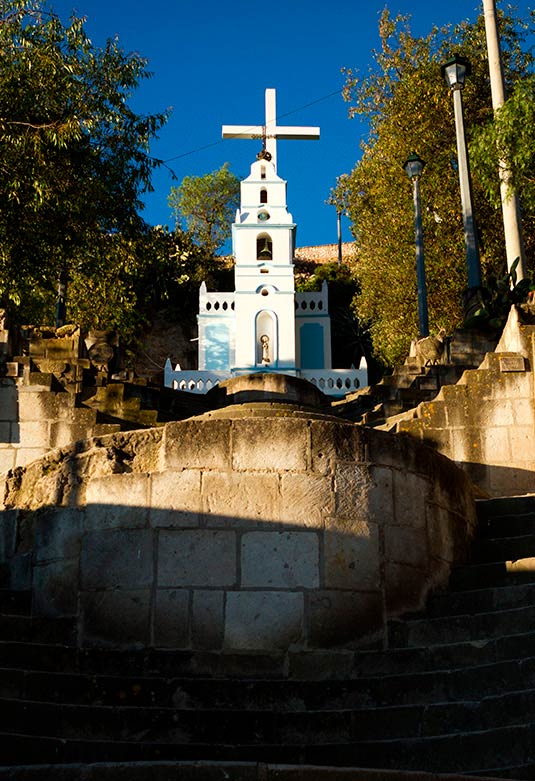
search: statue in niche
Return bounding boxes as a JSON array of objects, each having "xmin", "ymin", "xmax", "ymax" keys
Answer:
[{"xmin": 260, "ymin": 334, "xmax": 270, "ymax": 364}]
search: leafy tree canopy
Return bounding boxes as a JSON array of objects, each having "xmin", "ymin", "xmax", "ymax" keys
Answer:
[
  {"xmin": 0, "ymin": 0, "xmax": 168, "ymax": 323},
  {"xmin": 336, "ymin": 7, "xmax": 534, "ymax": 367},
  {"xmin": 168, "ymin": 163, "xmax": 240, "ymax": 256}
]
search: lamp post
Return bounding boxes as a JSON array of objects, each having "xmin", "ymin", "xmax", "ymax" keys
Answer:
[
  {"xmin": 483, "ymin": 0, "xmax": 526, "ymax": 280},
  {"xmin": 403, "ymin": 152, "xmax": 429, "ymax": 338},
  {"xmin": 441, "ymin": 55, "xmax": 482, "ymax": 292}
]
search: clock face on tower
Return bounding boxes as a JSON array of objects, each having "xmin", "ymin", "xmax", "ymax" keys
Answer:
[{"xmin": 257, "ymin": 210, "xmax": 270, "ymax": 222}]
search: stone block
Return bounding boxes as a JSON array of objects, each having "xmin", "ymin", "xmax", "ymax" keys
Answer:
[
  {"xmin": 427, "ymin": 505, "xmax": 456, "ymax": 562},
  {"xmin": 241, "ymin": 531, "xmax": 320, "ymax": 588},
  {"xmin": 309, "ymin": 420, "xmax": 365, "ymax": 475},
  {"xmin": 0, "ymin": 448, "xmax": 15, "ymax": 476},
  {"xmin": 513, "ymin": 398, "xmax": 535, "ymax": 426},
  {"xmin": 158, "ymin": 530, "xmax": 236, "ymax": 588},
  {"xmin": 8, "ymin": 553, "xmax": 31, "ymax": 590},
  {"xmin": 81, "ymin": 589, "xmax": 151, "ymax": 646},
  {"xmin": 163, "ymin": 420, "xmax": 231, "ymax": 471},
  {"xmin": 49, "ymin": 421, "xmax": 94, "ymax": 449},
  {"xmin": 384, "ymin": 562, "xmax": 429, "ymax": 615},
  {"xmin": 307, "ymin": 590, "xmax": 383, "ymax": 648},
  {"xmin": 488, "ymin": 462, "xmax": 535, "ymax": 497},
  {"xmin": 231, "ymin": 418, "xmax": 307, "ymax": 472},
  {"xmin": 15, "ymin": 447, "xmax": 47, "ymax": 469},
  {"xmin": 499, "ymin": 354, "xmax": 526, "ymax": 372},
  {"xmin": 481, "ymin": 427, "xmax": 511, "ymax": 464},
  {"xmin": 323, "ymin": 524, "xmax": 380, "ymax": 590},
  {"xmin": 80, "ymin": 529, "xmax": 154, "ymax": 589},
  {"xmin": 149, "ymin": 470, "xmax": 201, "ymax": 527},
  {"xmin": 202, "ymin": 471, "xmax": 280, "ymax": 526},
  {"xmin": 17, "ymin": 391, "xmax": 59, "ymax": 422},
  {"xmin": 334, "ymin": 464, "xmax": 370, "ymax": 522},
  {"xmin": 280, "ymin": 473, "xmax": 334, "ymax": 527},
  {"xmin": 34, "ymin": 507, "xmax": 83, "ymax": 562},
  {"xmin": 153, "ymin": 588, "xmax": 190, "ymax": 648},
  {"xmin": 367, "ymin": 466, "xmax": 394, "ymax": 524},
  {"xmin": 392, "ymin": 470, "xmax": 427, "ymax": 528},
  {"xmin": 0, "ymin": 385, "xmax": 17, "ymax": 421},
  {"xmin": 225, "ymin": 591, "xmax": 304, "ymax": 650},
  {"xmin": 385, "ymin": 525, "xmax": 428, "ymax": 568},
  {"xmin": 508, "ymin": 427, "xmax": 535, "ymax": 461},
  {"xmin": 445, "ymin": 425, "xmax": 476, "ymax": 464},
  {"xmin": 0, "ymin": 509, "xmax": 17, "ymax": 562},
  {"xmin": 33, "ymin": 558, "xmax": 79, "ymax": 617},
  {"xmin": 84, "ymin": 473, "xmax": 150, "ymax": 530},
  {"xmin": 14, "ymin": 421, "xmax": 49, "ymax": 449},
  {"xmin": 192, "ymin": 590, "xmax": 224, "ymax": 649}
]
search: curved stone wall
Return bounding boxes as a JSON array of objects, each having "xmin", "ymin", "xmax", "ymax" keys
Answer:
[{"xmin": 2, "ymin": 406, "xmax": 476, "ymax": 651}]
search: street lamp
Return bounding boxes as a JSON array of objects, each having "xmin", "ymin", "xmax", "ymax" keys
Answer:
[
  {"xmin": 441, "ymin": 55, "xmax": 482, "ymax": 292},
  {"xmin": 403, "ymin": 152, "xmax": 429, "ymax": 338}
]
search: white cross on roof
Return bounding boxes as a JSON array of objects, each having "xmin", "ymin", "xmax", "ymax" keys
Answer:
[{"xmin": 222, "ymin": 88, "xmax": 320, "ymax": 172}]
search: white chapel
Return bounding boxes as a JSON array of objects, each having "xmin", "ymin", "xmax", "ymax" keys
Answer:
[{"xmin": 165, "ymin": 89, "xmax": 367, "ymax": 397}]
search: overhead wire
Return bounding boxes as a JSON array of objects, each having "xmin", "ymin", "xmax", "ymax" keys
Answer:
[{"xmin": 161, "ymin": 88, "xmax": 341, "ymax": 166}]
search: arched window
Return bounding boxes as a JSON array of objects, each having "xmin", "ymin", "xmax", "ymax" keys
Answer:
[
  {"xmin": 260, "ymin": 166, "xmax": 266, "ymax": 180},
  {"xmin": 260, "ymin": 188, "xmax": 268, "ymax": 204},
  {"xmin": 256, "ymin": 233, "xmax": 273, "ymax": 261}
]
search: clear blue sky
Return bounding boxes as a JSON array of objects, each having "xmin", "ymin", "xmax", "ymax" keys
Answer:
[{"xmin": 50, "ymin": 0, "xmax": 533, "ymax": 249}]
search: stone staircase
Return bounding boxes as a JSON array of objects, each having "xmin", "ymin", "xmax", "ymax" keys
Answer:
[{"xmin": 0, "ymin": 497, "xmax": 534, "ymax": 777}]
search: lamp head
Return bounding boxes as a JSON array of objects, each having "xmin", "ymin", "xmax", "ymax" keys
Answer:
[
  {"xmin": 441, "ymin": 55, "xmax": 472, "ymax": 89},
  {"xmin": 403, "ymin": 152, "xmax": 426, "ymax": 181}
]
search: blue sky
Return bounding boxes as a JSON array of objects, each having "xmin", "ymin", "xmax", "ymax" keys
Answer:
[{"xmin": 50, "ymin": 0, "xmax": 534, "ymax": 249}]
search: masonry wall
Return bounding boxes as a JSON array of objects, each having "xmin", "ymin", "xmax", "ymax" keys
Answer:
[
  {"xmin": 2, "ymin": 412, "xmax": 476, "ymax": 653},
  {"xmin": 397, "ymin": 307, "xmax": 535, "ymax": 497},
  {"xmin": 0, "ymin": 377, "xmax": 119, "ymax": 500}
]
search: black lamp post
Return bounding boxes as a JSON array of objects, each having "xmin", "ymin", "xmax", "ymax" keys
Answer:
[
  {"xmin": 441, "ymin": 55, "xmax": 482, "ymax": 291},
  {"xmin": 403, "ymin": 152, "xmax": 429, "ymax": 338}
]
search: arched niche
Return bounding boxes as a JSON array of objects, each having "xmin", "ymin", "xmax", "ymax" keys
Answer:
[
  {"xmin": 260, "ymin": 188, "xmax": 268, "ymax": 204},
  {"xmin": 256, "ymin": 233, "xmax": 273, "ymax": 261},
  {"xmin": 256, "ymin": 310, "xmax": 278, "ymax": 366}
]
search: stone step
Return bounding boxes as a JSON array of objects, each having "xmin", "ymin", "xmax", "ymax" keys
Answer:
[
  {"xmin": 451, "ymin": 559, "xmax": 535, "ymax": 591},
  {"xmin": 388, "ymin": 603, "xmax": 535, "ymax": 648},
  {"xmin": 0, "ymin": 654, "xmax": 533, "ymax": 711},
  {"xmin": 0, "ymin": 760, "xmax": 509, "ymax": 781},
  {"xmin": 0, "ymin": 684, "xmax": 534, "ymax": 744},
  {"xmin": 427, "ymin": 582, "xmax": 535, "ymax": 618},
  {"xmin": 477, "ymin": 535, "xmax": 535, "ymax": 563},
  {"xmin": 477, "ymin": 496, "xmax": 535, "ymax": 522},
  {"xmin": 0, "ymin": 722, "xmax": 529, "ymax": 774},
  {"xmin": 480, "ymin": 512, "xmax": 535, "ymax": 539},
  {"xmin": 0, "ymin": 590, "xmax": 31, "ymax": 616},
  {"xmin": 0, "ymin": 615, "xmax": 75, "ymax": 644}
]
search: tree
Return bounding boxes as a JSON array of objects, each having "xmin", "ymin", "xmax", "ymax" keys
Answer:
[
  {"xmin": 0, "ymin": 0, "xmax": 167, "ymax": 324},
  {"xmin": 168, "ymin": 163, "xmax": 240, "ymax": 256},
  {"xmin": 471, "ymin": 74, "xmax": 535, "ymax": 222},
  {"xmin": 336, "ymin": 8, "xmax": 533, "ymax": 367}
]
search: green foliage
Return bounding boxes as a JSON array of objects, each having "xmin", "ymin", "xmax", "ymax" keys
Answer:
[
  {"xmin": 297, "ymin": 262, "xmax": 374, "ymax": 372},
  {"xmin": 0, "ymin": 0, "xmax": 168, "ymax": 323},
  {"xmin": 471, "ymin": 75, "xmax": 535, "ymax": 222},
  {"xmin": 65, "ymin": 226, "xmax": 223, "ymax": 362},
  {"xmin": 337, "ymin": 7, "xmax": 533, "ymax": 367},
  {"xmin": 168, "ymin": 163, "xmax": 240, "ymax": 256}
]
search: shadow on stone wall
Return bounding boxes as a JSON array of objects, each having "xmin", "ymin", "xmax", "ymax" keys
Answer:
[{"xmin": 0, "ymin": 494, "xmax": 474, "ymax": 654}]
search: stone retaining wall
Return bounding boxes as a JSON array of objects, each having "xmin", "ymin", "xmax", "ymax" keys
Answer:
[
  {"xmin": 397, "ymin": 307, "xmax": 535, "ymax": 497},
  {"xmin": 2, "ymin": 408, "xmax": 476, "ymax": 652}
]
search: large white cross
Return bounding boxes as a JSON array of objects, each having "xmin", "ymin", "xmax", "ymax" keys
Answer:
[{"xmin": 222, "ymin": 88, "xmax": 320, "ymax": 172}]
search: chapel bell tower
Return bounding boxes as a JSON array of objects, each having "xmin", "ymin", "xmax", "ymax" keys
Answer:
[{"xmin": 231, "ymin": 153, "xmax": 298, "ymax": 373}]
